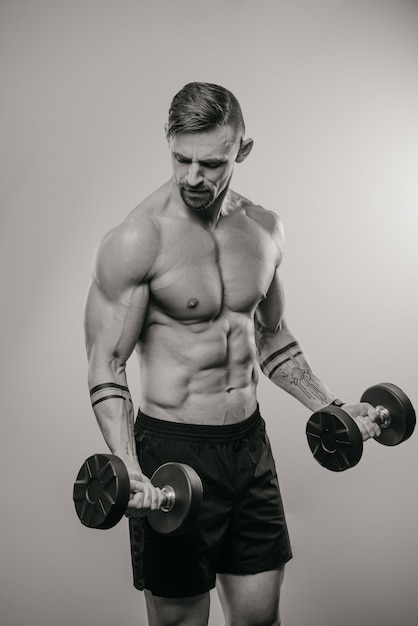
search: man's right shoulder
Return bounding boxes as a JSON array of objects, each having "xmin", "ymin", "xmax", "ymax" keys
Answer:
[{"xmin": 93, "ymin": 208, "xmax": 161, "ymax": 292}]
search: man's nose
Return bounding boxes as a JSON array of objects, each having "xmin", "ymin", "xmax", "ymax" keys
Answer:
[{"xmin": 186, "ymin": 162, "xmax": 203, "ymax": 187}]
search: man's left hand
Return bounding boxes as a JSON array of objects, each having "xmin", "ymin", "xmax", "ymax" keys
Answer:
[{"xmin": 342, "ymin": 402, "xmax": 382, "ymax": 441}]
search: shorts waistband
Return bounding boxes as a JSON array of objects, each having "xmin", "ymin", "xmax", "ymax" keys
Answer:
[{"xmin": 136, "ymin": 405, "xmax": 262, "ymax": 443}]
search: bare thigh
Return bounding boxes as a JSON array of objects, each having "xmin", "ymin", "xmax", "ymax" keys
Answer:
[
  {"xmin": 217, "ymin": 567, "xmax": 285, "ymax": 626},
  {"xmin": 144, "ymin": 590, "xmax": 210, "ymax": 626}
]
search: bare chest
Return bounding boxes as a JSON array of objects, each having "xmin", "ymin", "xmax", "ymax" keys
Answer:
[{"xmin": 149, "ymin": 217, "xmax": 276, "ymax": 321}]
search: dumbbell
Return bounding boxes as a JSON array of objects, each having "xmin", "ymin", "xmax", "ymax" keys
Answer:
[
  {"xmin": 73, "ymin": 454, "xmax": 203, "ymax": 534},
  {"xmin": 306, "ymin": 383, "xmax": 416, "ymax": 472}
]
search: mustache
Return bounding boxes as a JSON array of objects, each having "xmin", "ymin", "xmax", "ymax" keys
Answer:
[{"xmin": 181, "ymin": 184, "xmax": 211, "ymax": 193}]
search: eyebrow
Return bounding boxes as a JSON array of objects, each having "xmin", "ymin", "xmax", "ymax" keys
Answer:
[{"xmin": 173, "ymin": 152, "xmax": 227, "ymax": 166}]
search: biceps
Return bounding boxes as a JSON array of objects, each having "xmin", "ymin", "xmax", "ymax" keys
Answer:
[
  {"xmin": 84, "ymin": 280, "xmax": 149, "ymax": 368},
  {"xmin": 256, "ymin": 269, "xmax": 285, "ymax": 333}
]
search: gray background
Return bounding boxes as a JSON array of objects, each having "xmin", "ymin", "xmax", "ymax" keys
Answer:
[{"xmin": 1, "ymin": 1, "xmax": 417, "ymax": 625}]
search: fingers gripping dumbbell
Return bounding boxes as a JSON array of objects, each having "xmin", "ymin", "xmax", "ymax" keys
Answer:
[
  {"xmin": 73, "ymin": 454, "xmax": 203, "ymax": 534},
  {"xmin": 306, "ymin": 383, "xmax": 416, "ymax": 472}
]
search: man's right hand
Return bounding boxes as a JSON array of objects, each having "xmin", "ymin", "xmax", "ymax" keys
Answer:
[{"xmin": 125, "ymin": 469, "xmax": 167, "ymax": 518}]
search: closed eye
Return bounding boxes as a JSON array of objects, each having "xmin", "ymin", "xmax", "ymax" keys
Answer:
[
  {"xmin": 201, "ymin": 161, "xmax": 224, "ymax": 169},
  {"xmin": 174, "ymin": 154, "xmax": 192, "ymax": 164},
  {"xmin": 173, "ymin": 153, "xmax": 225, "ymax": 168}
]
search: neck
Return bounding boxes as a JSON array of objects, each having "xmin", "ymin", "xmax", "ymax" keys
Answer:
[{"xmin": 195, "ymin": 187, "xmax": 228, "ymax": 228}]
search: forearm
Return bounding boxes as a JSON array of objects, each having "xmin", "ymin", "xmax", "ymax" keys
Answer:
[
  {"xmin": 256, "ymin": 321, "xmax": 339, "ymax": 412},
  {"xmin": 88, "ymin": 363, "xmax": 141, "ymax": 474}
]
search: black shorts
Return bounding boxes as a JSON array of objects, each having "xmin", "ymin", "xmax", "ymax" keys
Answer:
[{"xmin": 129, "ymin": 405, "xmax": 292, "ymax": 598}]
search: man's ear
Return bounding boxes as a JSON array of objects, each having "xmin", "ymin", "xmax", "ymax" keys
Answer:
[{"xmin": 236, "ymin": 138, "xmax": 254, "ymax": 163}]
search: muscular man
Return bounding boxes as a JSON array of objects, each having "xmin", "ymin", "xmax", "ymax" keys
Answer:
[{"xmin": 84, "ymin": 82, "xmax": 380, "ymax": 626}]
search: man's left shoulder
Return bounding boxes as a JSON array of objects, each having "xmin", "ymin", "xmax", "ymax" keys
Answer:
[
  {"xmin": 229, "ymin": 191, "xmax": 284, "ymax": 241},
  {"xmin": 247, "ymin": 203, "xmax": 282, "ymax": 233}
]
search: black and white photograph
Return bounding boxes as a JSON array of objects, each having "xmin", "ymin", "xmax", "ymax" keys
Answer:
[{"xmin": 1, "ymin": 1, "xmax": 417, "ymax": 625}]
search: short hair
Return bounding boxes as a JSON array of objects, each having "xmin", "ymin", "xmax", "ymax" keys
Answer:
[{"xmin": 166, "ymin": 82, "xmax": 245, "ymax": 141}]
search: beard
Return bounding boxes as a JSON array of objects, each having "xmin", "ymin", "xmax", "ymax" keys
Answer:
[{"xmin": 179, "ymin": 184, "xmax": 216, "ymax": 211}]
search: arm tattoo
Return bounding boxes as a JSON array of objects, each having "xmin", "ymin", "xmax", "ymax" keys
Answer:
[
  {"xmin": 90, "ymin": 382, "xmax": 136, "ymax": 455},
  {"xmin": 91, "ymin": 394, "xmax": 128, "ymax": 408},
  {"xmin": 90, "ymin": 382, "xmax": 130, "ymax": 395},
  {"xmin": 260, "ymin": 341, "xmax": 300, "ymax": 376},
  {"xmin": 261, "ymin": 341, "xmax": 329, "ymax": 404},
  {"xmin": 89, "ymin": 382, "xmax": 133, "ymax": 408}
]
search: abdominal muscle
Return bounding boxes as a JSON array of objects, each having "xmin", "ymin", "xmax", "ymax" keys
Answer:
[{"xmin": 137, "ymin": 309, "xmax": 259, "ymax": 425}]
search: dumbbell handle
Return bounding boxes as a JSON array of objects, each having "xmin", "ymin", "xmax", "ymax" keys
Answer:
[
  {"xmin": 374, "ymin": 405, "xmax": 391, "ymax": 428},
  {"xmin": 159, "ymin": 485, "xmax": 176, "ymax": 513}
]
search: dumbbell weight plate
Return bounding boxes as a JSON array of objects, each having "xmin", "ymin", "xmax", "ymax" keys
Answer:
[
  {"xmin": 360, "ymin": 383, "xmax": 416, "ymax": 446},
  {"xmin": 73, "ymin": 454, "xmax": 130, "ymax": 530},
  {"xmin": 148, "ymin": 462, "xmax": 203, "ymax": 535},
  {"xmin": 306, "ymin": 406, "xmax": 364, "ymax": 472}
]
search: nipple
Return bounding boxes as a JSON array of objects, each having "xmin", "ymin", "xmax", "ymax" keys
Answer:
[{"xmin": 187, "ymin": 298, "xmax": 200, "ymax": 309}]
